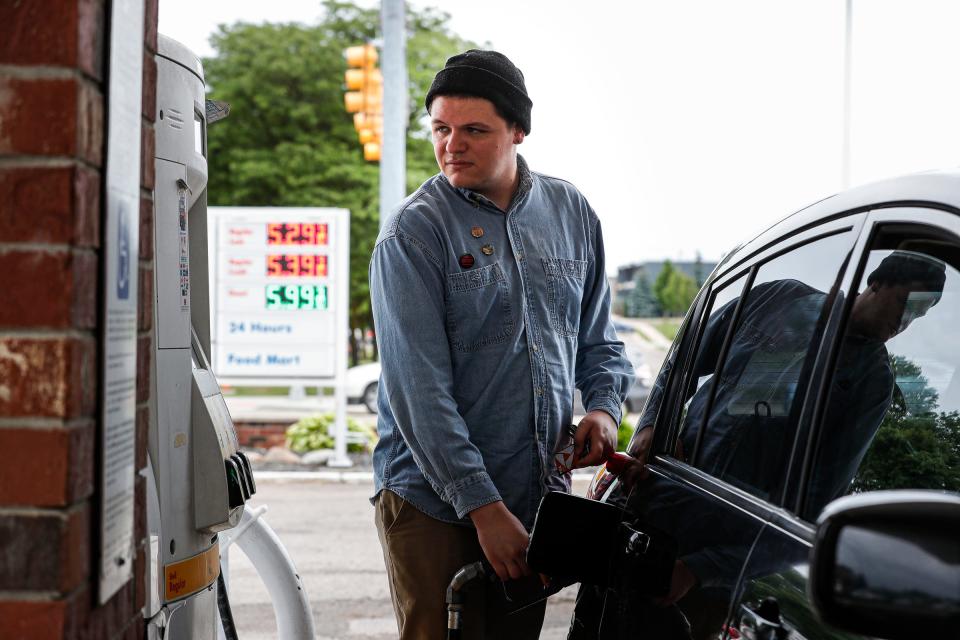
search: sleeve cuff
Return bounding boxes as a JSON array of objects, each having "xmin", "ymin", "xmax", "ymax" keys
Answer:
[
  {"xmin": 585, "ymin": 391, "xmax": 623, "ymax": 426},
  {"xmin": 442, "ymin": 472, "xmax": 502, "ymax": 519}
]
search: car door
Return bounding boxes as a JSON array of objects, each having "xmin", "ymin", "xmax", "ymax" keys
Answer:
[
  {"xmin": 573, "ymin": 215, "xmax": 866, "ymax": 640},
  {"xmin": 729, "ymin": 207, "xmax": 960, "ymax": 640}
]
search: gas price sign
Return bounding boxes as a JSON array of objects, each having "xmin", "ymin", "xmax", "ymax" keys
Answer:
[{"xmin": 209, "ymin": 208, "xmax": 349, "ymax": 380}]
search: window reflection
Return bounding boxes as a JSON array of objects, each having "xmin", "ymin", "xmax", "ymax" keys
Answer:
[
  {"xmin": 677, "ymin": 232, "xmax": 853, "ymax": 501},
  {"xmin": 806, "ymin": 239, "xmax": 957, "ymax": 520},
  {"xmin": 835, "ymin": 522, "xmax": 960, "ymax": 611}
]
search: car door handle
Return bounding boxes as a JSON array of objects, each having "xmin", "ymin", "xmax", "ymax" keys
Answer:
[{"xmin": 737, "ymin": 602, "xmax": 787, "ymax": 640}]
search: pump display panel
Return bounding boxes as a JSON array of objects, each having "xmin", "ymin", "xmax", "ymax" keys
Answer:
[{"xmin": 210, "ymin": 208, "xmax": 349, "ymax": 380}]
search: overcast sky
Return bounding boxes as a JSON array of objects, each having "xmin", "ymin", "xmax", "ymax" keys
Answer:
[{"xmin": 160, "ymin": 0, "xmax": 960, "ymax": 272}]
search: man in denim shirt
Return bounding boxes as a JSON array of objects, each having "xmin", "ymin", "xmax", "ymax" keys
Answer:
[{"xmin": 369, "ymin": 49, "xmax": 634, "ymax": 639}]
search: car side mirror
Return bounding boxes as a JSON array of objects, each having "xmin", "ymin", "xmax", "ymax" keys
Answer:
[{"xmin": 809, "ymin": 490, "xmax": 960, "ymax": 639}]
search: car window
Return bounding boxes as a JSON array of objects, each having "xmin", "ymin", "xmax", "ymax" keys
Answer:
[
  {"xmin": 803, "ymin": 226, "xmax": 960, "ymax": 520},
  {"xmin": 625, "ymin": 287, "xmax": 704, "ymax": 463},
  {"xmin": 667, "ymin": 275, "xmax": 748, "ymax": 450},
  {"xmin": 676, "ymin": 231, "xmax": 854, "ymax": 502}
]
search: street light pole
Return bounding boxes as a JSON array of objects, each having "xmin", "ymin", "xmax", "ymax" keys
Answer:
[{"xmin": 380, "ymin": 0, "xmax": 408, "ymax": 229}]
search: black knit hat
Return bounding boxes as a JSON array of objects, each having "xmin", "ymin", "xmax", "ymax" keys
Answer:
[{"xmin": 425, "ymin": 49, "xmax": 533, "ymax": 134}]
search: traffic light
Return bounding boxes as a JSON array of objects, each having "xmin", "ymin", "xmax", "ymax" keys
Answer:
[{"xmin": 344, "ymin": 44, "xmax": 383, "ymax": 162}]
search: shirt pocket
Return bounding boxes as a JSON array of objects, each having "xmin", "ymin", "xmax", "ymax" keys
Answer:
[
  {"xmin": 446, "ymin": 262, "xmax": 515, "ymax": 353},
  {"xmin": 542, "ymin": 257, "xmax": 587, "ymax": 338}
]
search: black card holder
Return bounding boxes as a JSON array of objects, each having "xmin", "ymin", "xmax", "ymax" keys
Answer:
[
  {"xmin": 526, "ymin": 491, "xmax": 678, "ymax": 596},
  {"xmin": 526, "ymin": 491, "xmax": 627, "ymax": 587}
]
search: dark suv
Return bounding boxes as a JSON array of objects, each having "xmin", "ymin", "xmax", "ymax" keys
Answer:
[{"xmin": 574, "ymin": 170, "xmax": 960, "ymax": 639}]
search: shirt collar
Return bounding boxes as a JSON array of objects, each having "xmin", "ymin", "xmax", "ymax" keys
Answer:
[{"xmin": 445, "ymin": 154, "xmax": 533, "ymax": 213}]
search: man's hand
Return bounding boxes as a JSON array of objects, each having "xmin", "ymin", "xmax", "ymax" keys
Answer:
[
  {"xmin": 619, "ymin": 426, "xmax": 654, "ymax": 490},
  {"xmin": 654, "ymin": 559, "xmax": 698, "ymax": 606},
  {"xmin": 572, "ymin": 410, "xmax": 618, "ymax": 469},
  {"xmin": 469, "ymin": 501, "xmax": 531, "ymax": 581}
]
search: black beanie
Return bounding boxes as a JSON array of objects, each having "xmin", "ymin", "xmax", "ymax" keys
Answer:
[{"xmin": 425, "ymin": 49, "xmax": 533, "ymax": 134}]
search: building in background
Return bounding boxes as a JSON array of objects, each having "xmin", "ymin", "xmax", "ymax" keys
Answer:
[{"xmin": 614, "ymin": 257, "xmax": 718, "ymax": 317}]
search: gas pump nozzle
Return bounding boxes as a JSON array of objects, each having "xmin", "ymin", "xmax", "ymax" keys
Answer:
[
  {"xmin": 603, "ymin": 452, "xmax": 634, "ymax": 475},
  {"xmin": 445, "ymin": 561, "xmax": 488, "ymax": 639}
]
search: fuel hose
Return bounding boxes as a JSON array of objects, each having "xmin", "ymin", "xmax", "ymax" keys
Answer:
[{"xmin": 218, "ymin": 566, "xmax": 240, "ymax": 640}]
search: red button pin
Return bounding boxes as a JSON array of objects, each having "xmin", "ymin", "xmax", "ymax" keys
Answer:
[{"xmin": 459, "ymin": 253, "xmax": 475, "ymax": 269}]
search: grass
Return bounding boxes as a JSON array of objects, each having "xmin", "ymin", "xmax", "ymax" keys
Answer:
[
  {"xmin": 221, "ymin": 386, "xmax": 323, "ymax": 397},
  {"xmin": 651, "ymin": 318, "xmax": 683, "ymax": 342}
]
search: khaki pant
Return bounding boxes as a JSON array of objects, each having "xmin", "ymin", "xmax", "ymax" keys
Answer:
[{"xmin": 375, "ymin": 490, "xmax": 547, "ymax": 640}]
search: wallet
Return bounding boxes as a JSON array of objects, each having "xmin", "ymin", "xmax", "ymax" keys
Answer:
[{"xmin": 526, "ymin": 491, "xmax": 627, "ymax": 587}]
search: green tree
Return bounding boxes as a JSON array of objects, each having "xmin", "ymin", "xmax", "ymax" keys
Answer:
[
  {"xmin": 203, "ymin": 1, "xmax": 477, "ymax": 363},
  {"xmin": 624, "ymin": 273, "xmax": 659, "ymax": 317},
  {"xmin": 653, "ymin": 260, "xmax": 675, "ymax": 314},
  {"xmin": 660, "ymin": 269, "xmax": 698, "ymax": 316},
  {"xmin": 888, "ymin": 354, "xmax": 939, "ymax": 415},
  {"xmin": 852, "ymin": 356, "xmax": 960, "ymax": 493}
]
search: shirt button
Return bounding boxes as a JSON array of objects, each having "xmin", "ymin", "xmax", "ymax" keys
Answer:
[
  {"xmin": 532, "ymin": 344, "xmax": 539, "ymax": 352},
  {"xmin": 536, "ymin": 387, "xmax": 544, "ymax": 396},
  {"xmin": 517, "ymin": 253, "xmax": 524, "ymax": 261}
]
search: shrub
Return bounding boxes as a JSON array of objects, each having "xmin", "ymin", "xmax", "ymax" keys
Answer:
[
  {"xmin": 618, "ymin": 414, "xmax": 634, "ymax": 452},
  {"xmin": 286, "ymin": 414, "xmax": 379, "ymax": 453}
]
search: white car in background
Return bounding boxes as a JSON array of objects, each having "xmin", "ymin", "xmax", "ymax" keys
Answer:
[
  {"xmin": 348, "ymin": 358, "xmax": 652, "ymax": 416},
  {"xmin": 346, "ymin": 362, "xmax": 381, "ymax": 413}
]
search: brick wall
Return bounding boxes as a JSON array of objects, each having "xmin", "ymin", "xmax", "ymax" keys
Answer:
[
  {"xmin": 235, "ymin": 422, "xmax": 290, "ymax": 449},
  {"xmin": 0, "ymin": 1, "xmax": 158, "ymax": 638}
]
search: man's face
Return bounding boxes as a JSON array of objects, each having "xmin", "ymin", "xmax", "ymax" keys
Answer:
[
  {"xmin": 849, "ymin": 282, "xmax": 938, "ymax": 341},
  {"xmin": 430, "ymin": 95, "xmax": 523, "ymax": 200}
]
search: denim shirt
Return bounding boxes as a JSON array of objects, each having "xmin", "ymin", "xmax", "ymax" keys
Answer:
[{"xmin": 369, "ymin": 156, "xmax": 634, "ymax": 528}]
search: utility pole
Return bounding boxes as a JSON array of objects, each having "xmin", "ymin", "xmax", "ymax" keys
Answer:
[
  {"xmin": 380, "ymin": 0, "xmax": 408, "ymax": 228},
  {"xmin": 842, "ymin": 0, "xmax": 853, "ymax": 189}
]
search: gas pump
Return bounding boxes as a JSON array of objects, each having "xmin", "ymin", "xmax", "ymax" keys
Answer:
[{"xmin": 144, "ymin": 35, "xmax": 256, "ymax": 638}]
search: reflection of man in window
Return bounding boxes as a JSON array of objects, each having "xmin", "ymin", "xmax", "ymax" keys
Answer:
[
  {"xmin": 806, "ymin": 251, "xmax": 945, "ymax": 515},
  {"xmin": 570, "ymin": 251, "xmax": 946, "ymax": 640},
  {"xmin": 678, "ymin": 250, "xmax": 946, "ymax": 507}
]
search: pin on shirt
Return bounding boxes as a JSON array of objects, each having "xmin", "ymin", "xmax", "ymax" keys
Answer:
[
  {"xmin": 471, "ymin": 226, "xmax": 484, "ymax": 238},
  {"xmin": 481, "ymin": 244, "xmax": 494, "ymax": 256},
  {"xmin": 459, "ymin": 253, "xmax": 475, "ymax": 269}
]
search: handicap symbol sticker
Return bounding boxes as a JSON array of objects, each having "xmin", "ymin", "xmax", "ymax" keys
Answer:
[{"xmin": 116, "ymin": 204, "xmax": 130, "ymax": 300}]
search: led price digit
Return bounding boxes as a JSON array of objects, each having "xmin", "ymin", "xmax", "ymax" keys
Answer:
[
  {"xmin": 283, "ymin": 285, "xmax": 298, "ymax": 309},
  {"xmin": 299, "ymin": 254, "xmax": 315, "ymax": 276},
  {"xmin": 300, "ymin": 285, "xmax": 316, "ymax": 309},
  {"xmin": 265, "ymin": 285, "xmax": 283, "ymax": 308},
  {"xmin": 267, "ymin": 223, "xmax": 284, "ymax": 244},
  {"xmin": 283, "ymin": 255, "xmax": 298, "ymax": 276},
  {"xmin": 266, "ymin": 254, "xmax": 281, "ymax": 276},
  {"xmin": 299, "ymin": 223, "xmax": 315, "ymax": 245}
]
